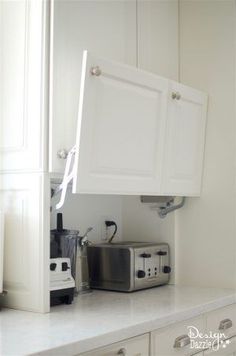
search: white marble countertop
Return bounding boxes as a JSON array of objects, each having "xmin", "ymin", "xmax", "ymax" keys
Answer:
[{"xmin": 0, "ymin": 285, "xmax": 235, "ymax": 356}]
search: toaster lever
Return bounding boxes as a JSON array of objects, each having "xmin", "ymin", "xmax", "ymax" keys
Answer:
[
  {"xmin": 163, "ymin": 266, "xmax": 171, "ymax": 274},
  {"xmin": 157, "ymin": 250, "xmax": 167, "ymax": 256},
  {"xmin": 140, "ymin": 253, "xmax": 151, "ymax": 258}
]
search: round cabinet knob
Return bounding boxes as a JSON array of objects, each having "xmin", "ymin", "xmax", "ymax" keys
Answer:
[
  {"xmin": 172, "ymin": 92, "xmax": 181, "ymax": 100},
  {"xmin": 163, "ymin": 266, "xmax": 171, "ymax": 274},
  {"xmin": 137, "ymin": 270, "xmax": 146, "ymax": 278},
  {"xmin": 57, "ymin": 149, "xmax": 68, "ymax": 159},
  {"xmin": 90, "ymin": 66, "xmax": 102, "ymax": 76},
  {"xmin": 117, "ymin": 348, "xmax": 127, "ymax": 356},
  {"xmin": 176, "ymin": 92, "xmax": 181, "ymax": 100}
]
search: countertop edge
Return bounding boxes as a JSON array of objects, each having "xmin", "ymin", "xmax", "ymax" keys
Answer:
[{"xmin": 32, "ymin": 294, "xmax": 236, "ymax": 356}]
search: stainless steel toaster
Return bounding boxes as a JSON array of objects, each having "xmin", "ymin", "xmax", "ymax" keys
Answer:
[{"xmin": 87, "ymin": 242, "xmax": 171, "ymax": 292}]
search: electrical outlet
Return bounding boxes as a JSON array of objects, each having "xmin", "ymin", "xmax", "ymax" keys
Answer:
[{"xmin": 100, "ymin": 216, "xmax": 117, "ymax": 241}]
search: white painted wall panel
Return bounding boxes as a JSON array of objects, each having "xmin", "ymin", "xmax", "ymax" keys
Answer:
[
  {"xmin": 51, "ymin": 189, "xmax": 122, "ymax": 244},
  {"xmin": 137, "ymin": 0, "xmax": 179, "ymax": 80},
  {"xmin": 176, "ymin": 0, "xmax": 236, "ymax": 288}
]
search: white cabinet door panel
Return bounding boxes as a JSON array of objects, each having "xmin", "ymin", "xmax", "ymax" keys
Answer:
[
  {"xmin": 0, "ymin": 173, "xmax": 49, "ymax": 312},
  {"xmin": 162, "ymin": 82, "xmax": 208, "ymax": 196},
  {"xmin": 73, "ymin": 51, "xmax": 168, "ymax": 195},
  {"xmin": 50, "ymin": 0, "xmax": 136, "ymax": 174},
  {"xmin": 0, "ymin": 0, "xmax": 48, "ymax": 173}
]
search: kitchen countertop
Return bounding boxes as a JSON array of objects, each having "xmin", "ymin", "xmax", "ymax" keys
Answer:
[{"xmin": 0, "ymin": 285, "xmax": 236, "ymax": 356}]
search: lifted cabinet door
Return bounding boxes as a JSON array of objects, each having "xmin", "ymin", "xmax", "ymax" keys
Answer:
[
  {"xmin": 162, "ymin": 82, "xmax": 208, "ymax": 196},
  {"xmin": 73, "ymin": 51, "xmax": 168, "ymax": 195}
]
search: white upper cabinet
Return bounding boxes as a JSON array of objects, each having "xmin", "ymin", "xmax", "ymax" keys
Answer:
[
  {"xmin": 50, "ymin": 0, "xmax": 136, "ymax": 174},
  {"xmin": 72, "ymin": 52, "xmax": 207, "ymax": 196},
  {"xmin": 162, "ymin": 82, "xmax": 208, "ymax": 196},
  {"xmin": 73, "ymin": 52, "xmax": 168, "ymax": 195},
  {"xmin": 50, "ymin": 1, "xmax": 208, "ymax": 197}
]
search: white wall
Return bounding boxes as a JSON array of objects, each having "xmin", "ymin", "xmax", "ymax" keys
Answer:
[
  {"xmin": 176, "ymin": 0, "xmax": 236, "ymax": 288},
  {"xmin": 51, "ymin": 188, "xmax": 122, "ymax": 244}
]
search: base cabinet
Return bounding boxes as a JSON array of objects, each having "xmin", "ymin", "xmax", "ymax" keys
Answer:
[
  {"xmin": 77, "ymin": 305, "xmax": 236, "ymax": 356},
  {"xmin": 78, "ymin": 334, "xmax": 149, "ymax": 356},
  {"xmin": 0, "ymin": 173, "xmax": 49, "ymax": 312}
]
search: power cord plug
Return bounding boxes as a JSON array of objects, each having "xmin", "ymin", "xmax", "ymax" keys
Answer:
[{"xmin": 105, "ymin": 220, "xmax": 118, "ymax": 243}]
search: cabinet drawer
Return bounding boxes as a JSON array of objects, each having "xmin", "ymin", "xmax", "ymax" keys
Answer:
[
  {"xmin": 203, "ymin": 335, "xmax": 236, "ymax": 355},
  {"xmin": 151, "ymin": 316, "xmax": 205, "ymax": 356},
  {"xmin": 206, "ymin": 304, "xmax": 236, "ymax": 340},
  {"xmin": 78, "ymin": 333, "xmax": 149, "ymax": 356}
]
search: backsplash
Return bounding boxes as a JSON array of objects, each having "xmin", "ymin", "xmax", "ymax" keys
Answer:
[{"xmin": 51, "ymin": 185, "xmax": 123, "ymax": 244}]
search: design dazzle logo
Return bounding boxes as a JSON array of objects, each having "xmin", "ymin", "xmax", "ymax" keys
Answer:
[{"xmin": 188, "ymin": 326, "xmax": 231, "ymax": 351}]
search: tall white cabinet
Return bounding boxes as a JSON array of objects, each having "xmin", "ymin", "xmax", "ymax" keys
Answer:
[
  {"xmin": 0, "ymin": 0, "xmax": 50, "ymax": 312},
  {"xmin": 0, "ymin": 0, "xmax": 48, "ymax": 173}
]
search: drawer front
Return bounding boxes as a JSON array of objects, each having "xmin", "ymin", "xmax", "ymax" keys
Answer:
[
  {"xmin": 206, "ymin": 304, "xmax": 236, "ymax": 340},
  {"xmin": 78, "ymin": 333, "xmax": 149, "ymax": 356},
  {"xmin": 203, "ymin": 335, "xmax": 236, "ymax": 355},
  {"xmin": 151, "ymin": 316, "xmax": 205, "ymax": 356}
]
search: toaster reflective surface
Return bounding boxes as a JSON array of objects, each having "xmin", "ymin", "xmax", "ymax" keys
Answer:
[{"xmin": 87, "ymin": 242, "xmax": 170, "ymax": 292}]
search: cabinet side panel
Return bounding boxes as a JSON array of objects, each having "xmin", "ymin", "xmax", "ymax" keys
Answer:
[{"xmin": 0, "ymin": 173, "xmax": 49, "ymax": 313}]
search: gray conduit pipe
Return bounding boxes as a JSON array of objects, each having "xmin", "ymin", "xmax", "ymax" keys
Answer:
[{"xmin": 158, "ymin": 197, "xmax": 186, "ymax": 218}]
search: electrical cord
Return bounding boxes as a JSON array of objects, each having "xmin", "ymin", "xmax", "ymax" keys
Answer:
[{"xmin": 105, "ymin": 220, "xmax": 118, "ymax": 243}]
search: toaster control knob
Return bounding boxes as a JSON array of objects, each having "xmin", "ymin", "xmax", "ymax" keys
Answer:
[
  {"xmin": 163, "ymin": 266, "xmax": 171, "ymax": 274},
  {"xmin": 50, "ymin": 263, "xmax": 57, "ymax": 271},
  {"xmin": 62, "ymin": 262, "xmax": 70, "ymax": 271},
  {"xmin": 140, "ymin": 253, "xmax": 151, "ymax": 258},
  {"xmin": 137, "ymin": 270, "xmax": 146, "ymax": 278},
  {"xmin": 157, "ymin": 250, "xmax": 167, "ymax": 256}
]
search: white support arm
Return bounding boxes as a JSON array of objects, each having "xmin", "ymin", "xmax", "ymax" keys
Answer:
[{"xmin": 51, "ymin": 145, "xmax": 77, "ymax": 210}]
